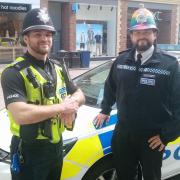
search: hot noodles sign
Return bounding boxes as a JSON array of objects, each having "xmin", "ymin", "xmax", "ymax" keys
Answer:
[{"xmin": 0, "ymin": 2, "xmax": 31, "ymax": 13}]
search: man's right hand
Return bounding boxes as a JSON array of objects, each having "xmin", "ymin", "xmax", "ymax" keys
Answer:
[{"xmin": 93, "ymin": 113, "xmax": 109, "ymax": 128}]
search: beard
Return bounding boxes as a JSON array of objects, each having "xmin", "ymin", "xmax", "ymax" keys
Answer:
[
  {"xmin": 29, "ymin": 43, "xmax": 51, "ymax": 55},
  {"xmin": 133, "ymin": 39, "xmax": 153, "ymax": 52}
]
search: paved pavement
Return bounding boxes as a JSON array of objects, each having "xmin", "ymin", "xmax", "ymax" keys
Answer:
[{"xmin": 0, "ymin": 60, "xmax": 107, "ymax": 109}]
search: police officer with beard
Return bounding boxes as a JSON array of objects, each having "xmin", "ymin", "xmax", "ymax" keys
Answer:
[
  {"xmin": 1, "ymin": 8, "xmax": 85, "ymax": 180},
  {"xmin": 94, "ymin": 5, "xmax": 180, "ymax": 180}
]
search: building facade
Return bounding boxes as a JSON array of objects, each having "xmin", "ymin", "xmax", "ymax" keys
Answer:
[
  {"xmin": 119, "ymin": 0, "xmax": 180, "ymax": 52},
  {"xmin": 0, "ymin": 0, "xmax": 40, "ymax": 62},
  {"xmin": 47, "ymin": 0, "xmax": 118, "ymax": 57},
  {"xmin": 0, "ymin": 0, "xmax": 180, "ymax": 62},
  {"xmin": 45, "ymin": 0, "xmax": 180, "ymax": 56}
]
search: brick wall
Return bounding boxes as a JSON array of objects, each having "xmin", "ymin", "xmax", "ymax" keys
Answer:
[
  {"xmin": 61, "ymin": 2, "xmax": 76, "ymax": 51},
  {"xmin": 117, "ymin": 0, "xmax": 128, "ymax": 53},
  {"xmin": 40, "ymin": 0, "xmax": 48, "ymax": 8},
  {"xmin": 170, "ymin": 5, "xmax": 179, "ymax": 44}
]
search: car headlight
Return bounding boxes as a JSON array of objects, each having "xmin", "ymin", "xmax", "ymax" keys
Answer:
[
  {"xmin": 0, "ymin": 148, "xmax": 10, "ymax": 164},
  {"xmin": 63, "ymin": 137, "xmax": 78, "ymax": 158}
]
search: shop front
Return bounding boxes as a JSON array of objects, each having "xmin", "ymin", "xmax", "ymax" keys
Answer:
[
  {"xmin": 47, "ymin": 0, "xmax": 117, "ymax": 59},
  {"xmin": 127, "ymin": 2, "xmax": 177, "ymax": 48},
  {"xmin": 0, "ymin": 1, "xmax": 40, "ymax": 63},
  {"xmin": 47, "ymin": 0, "xmax": 180, "ymax": 59},
  {"xmin": 76, "ymin": 3, "xmax": 117, "ymax": 57}
]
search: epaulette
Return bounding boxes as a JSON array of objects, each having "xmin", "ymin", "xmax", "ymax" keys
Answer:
[
  {"xmin": 50, "ymin": 58, "xmax": 71, "ymax": 83},
  {"xmin": 118, "ymin": 48, "xmax": 132, "ymax": 56},
  {"xmin": 158, "ymin": 49, "xmax": 177, "ymax": 60},
  {"xmin": 49, "ymin": 58, "xmax": 62, "ymax": 67},
  {"xmin": 13, "ymin": 60, "xmax": 30, "ymax": 71},
  {"xmin": 6, "ymin": 57, "xmax": 30, "ymax": 71}
]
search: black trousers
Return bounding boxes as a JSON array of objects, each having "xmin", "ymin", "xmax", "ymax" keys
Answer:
[
  {"xmin": 111, "ymin": 125, "xmax": 164, "ymax": 180},
  {"xmin": 10, "ymin": 136, "xmax": 63, "ymax": 180}
]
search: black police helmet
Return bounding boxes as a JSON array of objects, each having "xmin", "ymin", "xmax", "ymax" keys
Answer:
[{"xmin": 22, "ymin": 8, "xmax": 56, "ymax": 35}]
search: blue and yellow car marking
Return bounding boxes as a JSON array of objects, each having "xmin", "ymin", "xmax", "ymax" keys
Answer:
[
  {"xmin": 95, "ymin": 114, "xmax": 180, "ymax": 161},
  {"xmin": 97, "ymin": 114, "xmax": 118, "ymax": 154},
  {"xmin": 62, "ymin": 128, "xmax": 104, "ymax": 179}
]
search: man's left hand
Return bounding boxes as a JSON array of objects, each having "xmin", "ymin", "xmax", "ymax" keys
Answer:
[
  {"xmin": 148, "ymin": 135, "xmax": 165, "ymax": 152},
  {"xmin": 60, "ymin": 112, "xmax": 76, "ymax": 128}
]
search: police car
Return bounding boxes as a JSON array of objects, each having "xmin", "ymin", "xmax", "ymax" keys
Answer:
[
  {"xmin": 157, "ymin": 44, "xmax": 180, "ymax": 62},
  {"xmin": 167, "ymin": 51, "xmax": 180, "ymax": 62},
  {"xmin": 0, "ymin": 59, "xmax": 180, "ymax": 180}
]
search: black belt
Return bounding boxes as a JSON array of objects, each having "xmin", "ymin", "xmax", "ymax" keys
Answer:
[{"xmin": 12, "ymin": 135, "xmax": 61, "ymax": 146}]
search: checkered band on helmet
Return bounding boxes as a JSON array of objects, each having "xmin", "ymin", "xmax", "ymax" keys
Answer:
[
  {"xmin": 22, "ymin": 8, "xmax": 56, "ymax": 35},
  {"xmin": 129, "ymin": 7, "xmax": 158, "ymax": 31}
]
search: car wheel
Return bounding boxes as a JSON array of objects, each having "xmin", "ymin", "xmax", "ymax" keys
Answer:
[
  {"xmin": 82, "ymin": 153, "xmax": 143, "ymax": 180},
  {"xmin": 82, "ymin": 153, "xmax": 117, "ymax": 180}
]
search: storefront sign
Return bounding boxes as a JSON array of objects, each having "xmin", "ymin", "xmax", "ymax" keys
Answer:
[
  {"xmin": 0, "ymin": 3, "xmax": 31, "ymax": 13},
  {"xmin": 154, "ymin": 11, "xmax": 162, "ymax": 21}
]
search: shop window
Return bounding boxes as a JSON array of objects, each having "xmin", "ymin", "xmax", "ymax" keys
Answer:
[
  {"xmin": 0, "ymin": 12, "xmax": 23, "ymax": 47},
  {"xmin": 76, "ymin": 20, "xmax": 107, "ymax": 57},
  {"xmin": 0, "ymin": 12, "xmax": 27, "ymax": 62}
]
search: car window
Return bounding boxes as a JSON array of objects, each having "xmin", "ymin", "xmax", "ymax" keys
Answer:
[{"xmin": 74, "ymin": 61, "xmax": 113, "ymax": 108}]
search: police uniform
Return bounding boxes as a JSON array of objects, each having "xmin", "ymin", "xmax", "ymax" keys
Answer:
[
  {"xmin": 1, "ymin": 51, "xmax": 78, "ymax": 180},
  {"xmin": 101, "ymin": 47, "xmax": 180, "ymax": 179},
  {"xmin": 1, "ymin": 8, "xmax": 79, "ymax": 180},
  {"xmin": 98, "ymin": 5, "xmax": 180, "ymax": 180}
]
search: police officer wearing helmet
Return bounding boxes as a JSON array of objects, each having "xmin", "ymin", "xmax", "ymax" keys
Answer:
[
  {"xmin": 1, "ymin": 8, "xmax": 85, "ymax": 180},
  {"xmin": 94, "ymin": 4, "xmax": 180, "ymax": 180}
]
